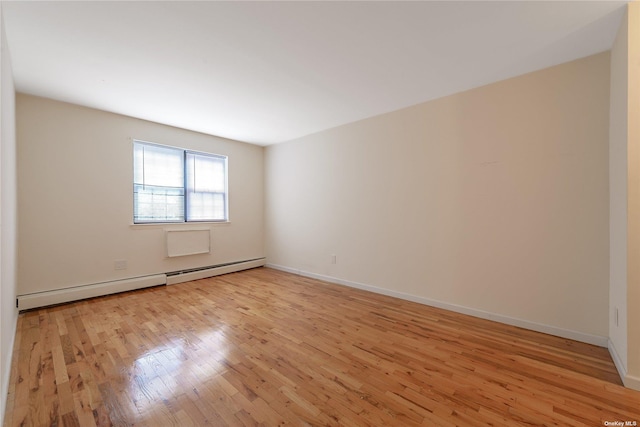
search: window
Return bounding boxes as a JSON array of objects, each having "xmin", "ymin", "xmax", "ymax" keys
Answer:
[{"xmin": 133, "ymin": 141, "xmax": 228, "ymax": 223}]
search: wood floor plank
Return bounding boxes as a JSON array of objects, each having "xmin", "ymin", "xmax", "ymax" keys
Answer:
[
  {"xmin": 4, "ymin": 267, "xmax": 640, "ymax": 426},
  {"xmin": 72, "ymin": 386, "xmax": 99, "ymax": 427}
]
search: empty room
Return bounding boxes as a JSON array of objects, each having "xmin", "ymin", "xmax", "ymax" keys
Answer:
[{"xmin": 1, "ymin": 1, "xmax": 640, "ymax": 426}]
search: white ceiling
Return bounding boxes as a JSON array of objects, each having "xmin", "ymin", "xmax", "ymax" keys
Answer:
[{"xmin": 1, "ymin": 1, "xmax": 627, "ymax": 145}]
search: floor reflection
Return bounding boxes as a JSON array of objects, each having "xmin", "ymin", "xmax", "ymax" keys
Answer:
[{"xmin": 127, "ymin": 326, "xmax": 230, "ymax": 418}]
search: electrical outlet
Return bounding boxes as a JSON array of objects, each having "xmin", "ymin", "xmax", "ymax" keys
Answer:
[
  {"xmin": 114, "ymin": 260, "xmax": 127, "ymax": 270},
  {"xmin": 331, "ymin": 254, "xmax": 337, "ymax": 264}
]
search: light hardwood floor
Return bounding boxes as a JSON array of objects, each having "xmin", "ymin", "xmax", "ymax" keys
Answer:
[{"xmin": 4, "ymin": 267, "xmax": 639, "ymax": 426}]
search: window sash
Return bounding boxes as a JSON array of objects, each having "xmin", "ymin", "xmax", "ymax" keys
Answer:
[{"xmin": 185, "ymin": 151, "xmax": 227, "ymax": 222}]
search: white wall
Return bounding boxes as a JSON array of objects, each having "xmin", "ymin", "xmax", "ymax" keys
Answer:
[
  {"xmin": 0, "ymin": 6, "xmax": 17, "ymax": 424},
  {"xmin": 17, "ymin": 94, "xmax": 264, "ymax": 296},
  {"xmin": 266, "ymin": 52, "xmax": 611, "ymax": 345}
]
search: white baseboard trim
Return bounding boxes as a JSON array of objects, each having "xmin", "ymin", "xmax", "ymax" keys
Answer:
[
  {"xmin": 17, "ymin": 274, "xmax": 167, "ymax": 311},
  {"xmin": 609, "ymin": 339, "xmax": 640, "ymax": 391},
  {"xmin": 608, "ymin": 339, "xmax": 627, "ymax": 380},
  {"xmin": 166, "ymin": 258, "xmax": 266, "ymax": 285},
  {"xmin": 266, "ymin": 263, "xmax": 609, "ymax": 348}
]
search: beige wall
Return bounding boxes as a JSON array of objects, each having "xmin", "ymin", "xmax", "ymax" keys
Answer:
[
  {"xmin": 610, "ymin": 4, "xmax": 629, "ymax": 378},
  {"xmin": 17, "ymin": 94, "xmax": 264, "ymax": 296},
  {"xmin": 627, "ymin": 0, "xmax": 640, "ymax": 388},
  {"xmin": 0, "ymin": 6, "xmax": 17, "ymax": 424},
  {"xmin": 266, "ymin": 52, "xmax": 611, "ymax": 343},
  {"xmin": 610, "ymin": 2, "xmax": 640, "ymax": 390}
]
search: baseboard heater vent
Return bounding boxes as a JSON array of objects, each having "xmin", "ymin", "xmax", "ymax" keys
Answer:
[
  {"xmin": 17, "ymin": 274, "xmax": 167, "ymax": 311},
  {"xmin": 166, "ymin": 258, "xmax": 266, "ymax": 285},
  {"xmin": 166, "ymin": 228, "xmax": 210, "ymax": 257},
  {"xmin": 16, "ymin": 258, "xmax": 266, "ymax": 311}
]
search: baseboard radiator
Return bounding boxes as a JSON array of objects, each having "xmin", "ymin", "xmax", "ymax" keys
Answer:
[
  {"xmin": 166, "ymin": 258, "xmax": 265, "ymax": 285},
  {"xmin": 17, "ymin": 258, "xmax": 266, "ymax": 311},
  {"xmin": 17, "ymin": 274, "xmax": 167, "ymax": 311}
]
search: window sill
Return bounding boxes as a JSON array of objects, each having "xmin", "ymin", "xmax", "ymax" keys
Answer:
[{"xmin": 130, "ymin": 221, "xmax": 231, "ymax": 230}]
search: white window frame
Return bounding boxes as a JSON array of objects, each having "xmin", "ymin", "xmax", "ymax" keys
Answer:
[{"xmin": 133, "ymin": 140, "xmax": 228, "ymax": 224}]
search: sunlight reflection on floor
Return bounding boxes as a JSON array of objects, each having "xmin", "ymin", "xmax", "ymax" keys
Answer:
[{"xmin": 128, "ymin": 326, "xmax": 230, "ymax": 416}]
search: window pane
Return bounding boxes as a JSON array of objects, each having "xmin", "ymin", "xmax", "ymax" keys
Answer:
[
  {"xmin": 186, "ymin": 154, "xmax": 226, "ymax": 193},
  {"xmin": 134, "ymin": 143, "xmax": 183, "ymax": 188},
  {"xmin": 134, "ymin": 184, "xmax": 185, "ymax": 222},
  {"xmin": 187, "ymin": 191, "xmax": 226, "ymax": 221}
]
